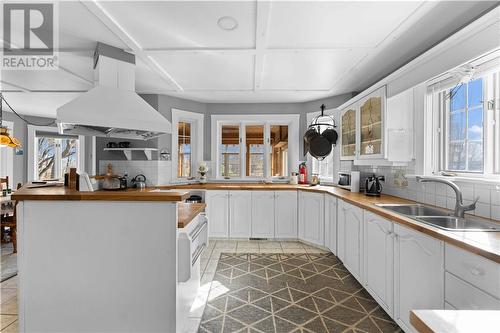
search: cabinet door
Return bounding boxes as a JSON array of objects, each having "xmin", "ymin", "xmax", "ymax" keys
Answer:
[
  {"xmin": 358, "ymin": 87, "xmax": 385, "ymax": 159},
  {"xmin": 298, "ymin": 192, "xmax": 324, "ymax": 246},
  {"xmin": 338, "ymin": 200, "xmax": 363, "ymax": 281},
  {"xmin": 251, "ymin": 191, "xmax": 275, "ymax": 238},
  {"xmin": 363, "ymin": 211, "xmax": 394, "ymax": 316},
  {"xmin": 229, "ymin": 191, "xmax": 252, "ymax": 238},
  {"xmin": 386, "ymin": 88, "xmax": 414, "ymax": 162},
  {"xmin": 206, "ymin": 191, "xmax": 229, "ymax": 238},
  {"xmin": 275, "ymin": 191, "xmax": 298, "ymax": 239},
  {"xmin": 340, "ymin": 107, "xmax": 357, "ymax": 160},
  {"xmin": 324, "ymin": 195, "xmax": 337, "ymax": 254},
  {"xmin": 394, "ymin": 224, "xmax": 444, "ymax": 332}
]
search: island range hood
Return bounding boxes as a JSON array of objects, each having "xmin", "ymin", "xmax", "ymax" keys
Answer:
[{"xmin": 57, "ymin": 43, "xmax": 171, "ymax": 140}]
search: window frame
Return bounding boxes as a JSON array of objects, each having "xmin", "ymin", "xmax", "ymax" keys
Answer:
[
  {"xmin": 171, "ymin": 109, "xmax": 204, "ymax": 181},
  {"xmin": 27, "ymin": 125, "xmax": 85, "ymax": 181},
  {"xmin": 430, "ymin": 61, "xmax": 500, "ymax": 180},
  {"xmin": 211, "ymin": 114, "xmax": 299, "ymax": 180},
  {"xmin": 0, "ymin": 121, "xmax": 14, "ymax": 183}
]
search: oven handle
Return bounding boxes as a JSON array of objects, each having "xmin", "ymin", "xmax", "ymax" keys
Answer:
[
  {"xmin": 192, "ymin": 243, "xmax": 206, "ymax": 266},
  {"xmin": 190, "ymin": 218, "xmax": 208, "ymax": 241}
]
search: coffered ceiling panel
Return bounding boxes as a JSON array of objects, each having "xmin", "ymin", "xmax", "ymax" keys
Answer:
[
  {"xmin": 260, "ymin": 49, "xmax": 368, "ymax": 90},
  {"xmin": 266, "ymin": 1, "xmax": 423, "ymax": 48},
  {"xmin": 151, "ymin": 54, "xmax": 254, "ymax": 90},
  {"xmin": 98, "ymin": 1, "xmax": 257, "ymax": 49},
  {"xmin": 2, "ymin": 69, "xmax": 91, "ymax": 92}
]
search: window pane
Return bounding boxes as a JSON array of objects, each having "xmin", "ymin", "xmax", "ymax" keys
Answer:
[
  {"xmin": 468, "ymin": 107, "xmax": 483, "ymax": 141},
  {"xmin": 60, "ymin": 138, "xmax": 78, "ymax": 175},
  {"xmin": 270, "ymin": 125, "xmax": 288, "ymax": 177},
  {"xmin": 37, "ymin": 137, "xmax": 56, "ymax": 180},
  {"xmin": 450, "ymin": 84, "xmax": 466, "ymax": 111},
  {"xmin": 449, "ymin": 111, "xmax": 466, "ymax": 141},
  {"xmin": 468, "ymin": 141, "xmax": 483, "ymax": 172},
  {"xmin": 448, "ymin": 142, "xmax": 466, "ymax": 171},
  {"xmin": 220, "ymin": 125, "xmax": 240, "ymax": 177},
  {"xmin": 468, "ymin": 78, "xmax": 483, "ymax": 107},
  {"xmin": 246, "ymin": 125, "xmax": 264, "ymax": 177},
  {"xmin": 177, "ymin": 122, "xmax": 191, "ymax": 178}
]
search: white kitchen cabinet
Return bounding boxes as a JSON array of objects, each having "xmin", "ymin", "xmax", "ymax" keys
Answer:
[
  {"xmin": 385, "ymin": 87, "xmax": 414, "ymax": 163},
  {"xmin": 298, "ymin": 191, "xmax": 325, "ymax": 246},
  {"xmin": 324, "ymin": 195, "xmax": 337, "ymax": 254},
  {"xmin": 363, "ymin": 211, "xmax": 394, "ymax": 316},
  {"xmin": 251, "ymin": 191, "xmax": 275, "ymax": 238},
  {"xmin": 275, "ymin": 191, "xmax": 298, "ymax": 239},
  {"xmin": 337, "ymin": 200, "xmax": 363, "ymax": 282},
  {"xmin": 229, "ymin": 191, "xmax": 252, "ymax": 238},
  {"xmin": 394, "ymin": 224, "xmax": 444, "ymax": 332},
  {"xmin": 444, "ymin": 244, "xmax": 500, "ymax": 310},
  {"xmin": 206, "ymin": 191, "xmax": 229, "ymax": 238}
]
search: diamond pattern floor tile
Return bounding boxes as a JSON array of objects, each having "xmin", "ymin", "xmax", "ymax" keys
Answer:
[{"xmin": 199, "ymin": 252, "xmax": 401, "ymax": 333}]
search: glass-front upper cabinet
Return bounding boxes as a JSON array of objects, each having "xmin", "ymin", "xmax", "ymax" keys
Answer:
[
  {"xmin": 358, "ymin": 87, "xmax": 386, "ymax": 158},
  {"xmin": 340, "ymin": 106, "xmax": 357, "ymax": 160}
]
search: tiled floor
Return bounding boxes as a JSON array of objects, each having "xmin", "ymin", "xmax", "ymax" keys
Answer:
[{"xmin": 0, "ymin": 240, "xmax": 400, "ymax": 333}]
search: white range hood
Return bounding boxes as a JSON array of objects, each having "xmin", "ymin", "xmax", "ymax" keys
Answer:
[{"xmin": 57, "ymin": 43, "xmax": 171, "ymax": 140}]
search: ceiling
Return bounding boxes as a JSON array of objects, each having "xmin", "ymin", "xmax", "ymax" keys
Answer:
[{"xmin": 1, "ymin": 1, "xmax": 498, "ymax": 117}]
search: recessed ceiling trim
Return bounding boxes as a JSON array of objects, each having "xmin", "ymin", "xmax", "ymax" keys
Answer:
[
  {"xmin": 254, "ymin": 1, "xmax": 272, "ymax": 91},
  {"xmin": 81, "ymin": 0, "xmax": 183, "ymax": 92},
  {"xmin": 1, "ymin": 80, "xmax": 31, "ymax": 92}
]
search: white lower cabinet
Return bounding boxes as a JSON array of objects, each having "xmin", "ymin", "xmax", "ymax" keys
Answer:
[
  {"xmin": 275, "ymin": 191, "xmax": 298, "ymax": 238},
  {"xmin": 206, "ymin": 191, "xmax": 229, "ymax": 238},
  {"xmin": 324, "ymin": 195, "xmax": 337, "ymax": 254},
  {"xmin": 393, "ymin": 224, "xmax": 444, "ymax": 333},
  {"xmin": 229, "ymin": 191, "xmax": 252, "ymax": 238},
  {"xmin": 338, "ymin": 200, "xmax": 363, "ymax": 281},
  {"xmin": 251, "ymin": 191, "xmax": 275, "ymax": 238},
  {"xmin": 298, "ymin": 191, "xmax": 325, "ymax": 246},
  {"xmin": 444, "ymin": 244, "xmax": 500, "ymax": 310},
  {"xmin": 363, "ymin": 211, "xmax": 394, "ymax": 316}
]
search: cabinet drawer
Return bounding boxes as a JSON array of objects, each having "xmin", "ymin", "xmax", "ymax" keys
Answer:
[
  {"xmin": 445, "ymin": 272, "xmax": 500, "ymax": 310},
  {"xmin": 445, "ymin": 244, "xmax": 500, "ymax": 298}
]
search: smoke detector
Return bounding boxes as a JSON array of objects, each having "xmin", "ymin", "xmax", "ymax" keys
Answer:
[{"xmin": 217, "ymin": 16, "xmax": 238, "ymax": 31}]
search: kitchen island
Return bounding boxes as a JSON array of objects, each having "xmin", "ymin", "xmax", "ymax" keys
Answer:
[{"xmin": 12, "ymin": 186, "xmax": 199, "ymax": 333}]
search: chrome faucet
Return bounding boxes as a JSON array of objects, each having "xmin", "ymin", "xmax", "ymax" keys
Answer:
[{"xmin": 416, "ymin": 177, "xmax": 479, "ymax": 218}]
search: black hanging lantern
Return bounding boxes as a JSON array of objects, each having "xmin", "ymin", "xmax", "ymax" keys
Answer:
[{"xmin": 304, "ymin": 104, "xmax": 338, "ymax": 160}]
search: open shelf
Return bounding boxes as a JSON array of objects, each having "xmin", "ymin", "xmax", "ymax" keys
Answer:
[{"xmin": 103, "ymin": 148, "xmax": 158, "ymax": 161}]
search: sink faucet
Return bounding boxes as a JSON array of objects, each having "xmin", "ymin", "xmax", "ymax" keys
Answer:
[{"xmin": 416, "ymin": 177, "xmax": 479, "ymax": 218}]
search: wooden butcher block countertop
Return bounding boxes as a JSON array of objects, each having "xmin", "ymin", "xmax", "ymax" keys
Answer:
[
  {"xmin": 177, "ymin": 203, "xmax": 206, "ymax": 228},
  {"xmin": 12, "ymin": 185, "xmax": 189, "ymax": 202},
  {"xmin": 160, "ymin": 183, "xmax": 500, "ymax": 263}
]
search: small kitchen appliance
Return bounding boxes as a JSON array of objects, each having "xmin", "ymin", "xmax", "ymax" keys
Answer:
[
  {"xmin": 337, "ymin": 171, "xmax": 360, "ymax": 192},
  {"xmin": 365, "ymin": 174, "xmax": 385, "ymax": 196}
]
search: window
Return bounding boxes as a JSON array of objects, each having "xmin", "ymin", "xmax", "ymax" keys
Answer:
[
  {"xmin": 213, "ymin": 114, "xmax": 299, "ymax": 179},
  {"xmin": 171, "ymin": 109, "xmax": 204, "ymax": 181},
  {"xmin": 220, "ymin": 125, "xmax": 241, "ymax": 178},
  {"xmin": 445, "ymin": 78, "xmax": 484, "ymax": 172},
  {"xmin": 246, "ymin": 125, "xmax": 264, "ymax": 177},
  {"xmin": 269, "ymin": 125, "xmax": 288, "ymax": 177},
  {"xmin": 431, "ymin": 52, "xmax": 500, "ymax": 177},
  {"xmin": 36, "ymin": 134, "xmax": 79, "ymax": 180},
  {"xmin": 177, "ymin": 121, "xmax": 191, "ymax": 178}
]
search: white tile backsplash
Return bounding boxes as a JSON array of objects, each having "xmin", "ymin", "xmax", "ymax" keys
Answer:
[
  {"xmin": 355, "ymin": 164, "xmax": 499, "ymax": 222},
  {"xmin": 99, "ymin": 160, "xmax": 172, "ymax": 186}
]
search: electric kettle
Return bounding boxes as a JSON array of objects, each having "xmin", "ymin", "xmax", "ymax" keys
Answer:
[{"xmin": 365, "ymin": 174, "xmax": 385, "ymax": 196}]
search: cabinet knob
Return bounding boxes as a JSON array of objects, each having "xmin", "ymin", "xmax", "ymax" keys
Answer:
[{"xmin": 469, "ymin": 267, "xmax": 485, "ymax": 276}]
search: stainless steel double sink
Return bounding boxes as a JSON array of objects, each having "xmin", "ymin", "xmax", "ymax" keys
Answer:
[{"xmin": 375, "ymin": 204, "xmax": 500, "ymax": 232}]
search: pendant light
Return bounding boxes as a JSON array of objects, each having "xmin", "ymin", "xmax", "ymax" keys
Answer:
[{"xmin": 0, "ymin": 92, "xmax": 22, "ymax": 148}]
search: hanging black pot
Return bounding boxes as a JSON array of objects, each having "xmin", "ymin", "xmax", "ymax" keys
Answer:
[
  {"xmin": 322, "ymin": 128, "xmax": 338, "ymax": 145},
  {"xmin": 309, "ymin": 135, "xmax": 332, "ymax": 160}
]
